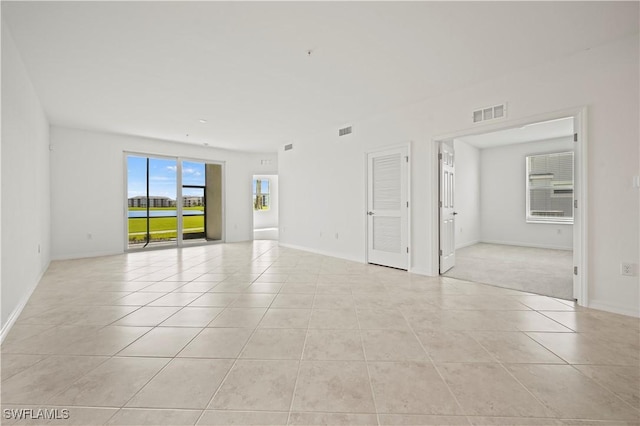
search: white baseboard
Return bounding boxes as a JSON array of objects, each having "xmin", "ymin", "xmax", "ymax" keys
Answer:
[
  {"xmin": 52, "ymin": 250, "xmax": 122, "ymax": 261},
  {"xmin": 480, "ymin": 239, "xmax": 573, "ymax": 251},
  {"xmin": 408, "ymin": 267, "xmax": 432, "ymax": 276},
  {"xmin": 1, "ymin": 261, "xmax": 50, "ymax": 343},
  {"xmin": 588, "ymin": 299, "xmax": 640, "ymax": 318},
  {"xmin": 278, "ymin": 243, "xmax": 364, "ymax": 264},
  {"xmin": 455, "ymin": 239, "xmax": 480, "ymax": 250}
]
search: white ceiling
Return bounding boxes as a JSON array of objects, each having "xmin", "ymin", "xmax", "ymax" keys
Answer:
[
  {"xmin": 3, "ymin": 2, "xmax": 638, "ymax": 152},
  {"xmin": 457, "ymin": 117, "xmax": 575, "ymax": 149}
]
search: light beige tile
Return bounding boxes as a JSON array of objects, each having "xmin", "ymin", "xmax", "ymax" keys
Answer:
[
  {"xmin": 229, "ymin": 294, "xmax": 276, "ymax": 308},
  {"xmin": 49, "ymin": 357, "xmax": 168, "ymax": 407},
  {"xmin": 356, "ymin": 308, "xmax": 409, "ymax": 329},
  {"xmin": 279, "ymin": 283, "xmax": 317, "ymax": 294},
  {"xmin": 379, "ymin": 414, "xmax": 470, "ymax": 425},
  {"xmin": 313, "ymin": 295, "xmax": 354, "ymax": 309},
  {"xmin": 292, "ymin": 361, "xmax": 375, "ymax": 413},
  {"xmin": 512, "ymin": 296, "xmax": 576, "ymax": 311},
  {"xmin": 197, "ymin": 410, "xmax": 288, "ymax": 425},
  {"xmin": 2, "ymin": 326, "xmax": 102, "ymax": 355},
  {"xmin": 111, "ymin": 292, "xmax": 166, "ymax": 306},
  {"xmin": 192, "ymin": 273, "xmax": 229, "ymax": 282},
  {"xmin": 473, "ymin": 331, "xmax": 566, "ymax": 364},
  {"xmin": 308, "ymin": 309, "xmax": 359, "ymax": 329},
  {"xmin": 126, "ymin": 358, "xmax": 232, "ymax": 409},
  {"xmin": 289, "ymin": 412, "xmax": 378, "ymax": 425},
  {"xmin": 1, "ymin": 324, "xmax": 53, "ymax": 346},
  {"xmin": 243, "ymin": 283, "xmax": 283, "ymax": 293},
  {"xmin": 179, "ymin": 328, "xmax": 253, "ymax": 358},
  {"xmin": 19, "ymin": 407, "xmax": 119, "ymax": 425},
  {"xmin": 148, "ymin": 293, "xmax": 202, "ymax": 307},
  {"xmin": 362, "ymin": 330, "xmax": 428, "ymax": 361},
  {"xmin": 1, "ymin": 354, "xmax": 48, "ymax": 382},
  {"xmin": 303, "ymin": 329, "xmax": 364, "ymax": 361},
  {"xmin": 174, "ymin": 282, "xmax": 219, "ymax": 292},
  {"xmin": 1, "ymin": 356, "xmax": 106, "ymax": 404},
  {"xmin": 507, "ymin": 364, "xmax": 640, "ymax": 421},
  {"xmin": 254, "ymin": 274, "xmax": 288, "ymax": 283},
  {"xmin": 210, "ymin": 360, "xmax": 298, "ymax": 411},
  {"xmin": 527, "ymin": 332, "xmax": 639, "ymax": 365},
  {"xmin": 107, "ymin": 408, "xmax": 201, "ymax": 425},
  {"xmin": 112, "ymin": 307, "xmax": 181, "ymax": 326},
  {"xmin": 415, "ymin": 330, "xmax": 495, "ymax": 363},
  {"xmin": 209, "ymin": 282, "xmax": 252, "ymax": 293},
  {"xmin": 468, "ymin": 417, "xmax": 562, "ymax": 425},
  {"xmin": 438, "ymin": 363, "xmax": 550, "ymax": 417},
  {"xmin": 240, "ymin": 328, "xmax": 306, "ymax": 359},
  {"xmin": 117, "ymin": 327, "xmax": 200, "ymax": 357},
  {"xmin": 189, "ymin": 293, "xmax": 241, "ymax": 307},
  {"xmin": 271, "ymin": 294, "xmax": 315, "ymax": 309},
  {"xmin": 259, "ymin": 309, "xmax": 311, "ymax": 328},
  {"xmin": 139, "ymin": 282, "xmax": 189, "ymax": 292},
  {"xmin": 208, "ymin": 308, "xmax": 266, "ymax": 328},
  {"xmin": 369, "ymin": 361, "xmax": 462, "ymax": 415},
  {"xmin": 574, "ymin": 365, "xmax": 640, "ymax": 408},
  {"xmin": 60, "ymin": 326, "xmax": 151, "ymax": 356},
  {"xmin": 160, "ymin": 307, "xmax": 223, "ymax": 327}
]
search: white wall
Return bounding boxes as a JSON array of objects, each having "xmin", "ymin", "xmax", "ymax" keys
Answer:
[
  {"xmin": 453, "ymin": 139, "xmax": 480, "ymax": 249},
  {"xmin": 253, "ymin": 174, "xmax": 278, "ymax": 230},
  {"xmin": 1, "ymin": 25, "xmax": 51, "ymax": 332},
  {"xmin": 50, "ymin": 127, "xmax": 277, "ymax": 259},
  {"xmin": 480, "ymin": 137, "xmax": 574, "ymax": 250},
  {"xmin": 279, "ymin": 34, "xmax": 639, "ymax": 316}
]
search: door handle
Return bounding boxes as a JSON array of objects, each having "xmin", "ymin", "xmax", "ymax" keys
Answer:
[
  {"xmin": 453, "ymin": 212, "xmax": 458, "ymax": 215},
  {"xmin": 367, "ymin": 211, "xmax": 374, "ymax": 215}
]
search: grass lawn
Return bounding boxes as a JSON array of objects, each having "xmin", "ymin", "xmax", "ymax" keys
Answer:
[{"xmin": 128, "ymin": 208, "xmax": 204, "ymax": 243}]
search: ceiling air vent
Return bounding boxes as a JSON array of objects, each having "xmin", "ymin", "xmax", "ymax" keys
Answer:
[
  {"xmin": 284, "ymin": 144, "xmax": 293, "ymax": 151},
  {"xmin": 472, "ymin": 103, "xmax": 507, "ymax": 124},
  {"xmin": 338, "ymin": 125, "xmax": 353, "ymax": 137}
]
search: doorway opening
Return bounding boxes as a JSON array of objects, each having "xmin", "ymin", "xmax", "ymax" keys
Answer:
[
  {"xmin": 436, "ymin": 112, "xmax": 585, "ymax": 302},
  {"xmin": 126, "ymin": 154, "xmax": 223, "ymax": 250},
  {"xmin": 253, "ymin": 175, "xmax": 278, "ymax": 240}
]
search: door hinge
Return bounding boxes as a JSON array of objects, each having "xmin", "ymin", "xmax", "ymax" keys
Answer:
[
  {"xmin": 574, "ymin": 200, "xmax": 578, "ymax": 209},
  {"xmin": 439, "ymin": 201, "xmax": 443, "ymax": 208},
  {"xmin": 438, "ymin": 153, "xmax": 443, "ymax": 160},
  {"xmin": 405, "ymin": 156, "xmax": 409, "ymax": 163},
  {"xmin": 573, "ymin": 133, "xmax": 578, "ymax": 142},
  {"xmin": 574, "ymin": 266, "xmax": 578, "ymax": 275},
  {"xmin": 439, "ymin": 249, "xmax": 443, "ymax": 256},
  {"xmin": 406, "ymin": 201, "xmax": 409, "ymax": 208},
  {"xmin": 406, "ymin": 247, "xmax": 409, "ymax": 253}
]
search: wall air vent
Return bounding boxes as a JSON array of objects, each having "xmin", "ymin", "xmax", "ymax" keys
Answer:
[
  {"xmin": 338, "ymin": 125, "xmax": 353, "ymax": 136},
  {"xmin": 284, "ymin": 144, "xmax": 293, "ymax": 151},
  {"xmin": 472, "ymin": 103, "xmax": 507, "ymax": 124}
]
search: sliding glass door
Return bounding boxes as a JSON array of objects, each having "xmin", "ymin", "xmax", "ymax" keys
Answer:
[{"xmin": 126, "ymin": 154, "xmax": 223, "ymax": 250}]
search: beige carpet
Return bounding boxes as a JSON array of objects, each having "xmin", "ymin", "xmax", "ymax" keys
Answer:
[{"xmin": 444, "ymin": 243, "xmax": 574, "ymax": 300}]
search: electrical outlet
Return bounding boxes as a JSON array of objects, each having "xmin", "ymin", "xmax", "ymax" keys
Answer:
[{"xmin": 620, "ymin": 262, "xmax": 637, "ymax": 276}]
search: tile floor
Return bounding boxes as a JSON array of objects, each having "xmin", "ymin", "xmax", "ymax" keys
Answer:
[{"xmin": 1, "ymin": 241, "xmax": 638, "ymax": 425}]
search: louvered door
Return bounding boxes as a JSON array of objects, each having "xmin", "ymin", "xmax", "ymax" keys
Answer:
[{"xmin": 367, "ymin": 146, "xmax": 408, "ymax": 270}]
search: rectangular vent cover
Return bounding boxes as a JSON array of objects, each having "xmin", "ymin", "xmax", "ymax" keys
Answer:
[
  {"xmin": 339, "ymin": 126, "xmax": 353, "ymax": 136},
  {"xmin": 473, "ymin": 103, "xmax": 507, "ymax": 124},
  {"xmin": 284, "ymin": 144, "xmax": 293, "ymax": 151}
]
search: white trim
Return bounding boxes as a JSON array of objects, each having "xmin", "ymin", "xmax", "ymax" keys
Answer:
[
  {"xmin": 279, "ymin": 243, "xmax": 363, "ymax": 264},
  {"xmin": 479, "ymin": 240, "xmax": 572, "ymax": 251},
  {"xmin": 52, "ymin": 250, "xmax": 122, "ymax": 260},
  {"xmin": 431, "ymin": 106, "xmax": 588, "ymax": 307},
  {"xmin": 455, "ymin": 239, "xmax": 481, "ymax": 250},
  {"xmin": 589, "ymin": 299, "xmax": 640, "ymax": 318},
  {"xmin": 0, "ymin": 262, "xmax": 49, "ymax": 343}
]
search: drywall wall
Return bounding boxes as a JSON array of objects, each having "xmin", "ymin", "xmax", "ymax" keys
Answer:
[
  {"xmin": 279, "ymin": 34, "xmax": 639, "ymax": 316},
  {"xmin": 50, "ymin": 127, "xmax": 277, "ymax": 259},
  {"xmin": 453, "ymin": 139, "xmax": 481, "ymax": 249},
  {"xmin": 480, "ymin": 136, "xmax": 574, "ymax": 250},
  {"xmin": 253, "ymin": 174, "xmax": 278, "ymax": 230},
  {"xmin": 1, "ymin": 25, "xmax": 51, "ymax": 332}
]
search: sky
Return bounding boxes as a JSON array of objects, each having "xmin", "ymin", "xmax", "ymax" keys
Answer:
[{"xmin": 127, "ymin": 156, "xmax": 206, "ymax": 199}]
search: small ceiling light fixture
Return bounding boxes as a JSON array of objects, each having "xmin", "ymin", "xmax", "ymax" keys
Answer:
[{"xmin": 199, "ymin": 119, "xmax": 208, "ymax": 124}]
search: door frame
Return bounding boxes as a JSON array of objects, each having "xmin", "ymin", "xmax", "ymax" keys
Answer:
[
  {"xmin": 431, "ymin": 106, "xmax": 588, "ymax": 306},
  {"xmin": 364, "ymin": 142, "xmax": 412, "ymax": 270},
  {"xmin": 122, "ymin": 151, "xmax": 226, "ymax": 252}
]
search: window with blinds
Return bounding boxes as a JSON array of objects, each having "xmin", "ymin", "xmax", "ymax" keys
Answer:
[{"xmin": 526, "ymin": 151, "xmax": 574, "ymax": 224}]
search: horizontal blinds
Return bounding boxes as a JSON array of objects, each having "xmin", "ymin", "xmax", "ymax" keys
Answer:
[{"xmin": 527, "ymin": 152, "xmax": 574, "ymax": 220}]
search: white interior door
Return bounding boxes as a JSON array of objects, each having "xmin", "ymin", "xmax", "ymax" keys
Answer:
[
  {"xmin": 367, "ymin": 146, "xmax": 409, "ymax": 270},
  {"xmin": 439, "ymin": 142, "xmax": 456, "ymax": 273}
]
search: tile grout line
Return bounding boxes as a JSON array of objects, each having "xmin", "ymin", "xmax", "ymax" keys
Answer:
[{"xmin": 355, "ymin": 298, "xmax": 382, "ymax": 426}]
